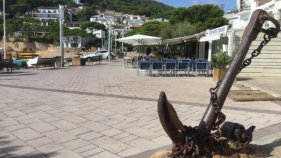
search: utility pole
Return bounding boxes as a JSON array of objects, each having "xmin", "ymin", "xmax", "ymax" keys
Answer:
[
  {"xmin": 107, "ymin": 22, "xmax": 111, "ymax": 62},
  {"xmin": 114, "ymin": 33, "xmax": 117, "ymax": 54},
  {"xmin": 3, "ymin": 0, "xmax": 6, "ymax": 60},
  {"xmin": 59, "ymin": 5, "xmax": 64, "ymax": 67},
  {"xmin": 121, "ymin": 30, "xmax": 124, "ymax": 55}
]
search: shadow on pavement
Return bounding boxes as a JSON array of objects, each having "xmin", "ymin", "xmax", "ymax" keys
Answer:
[
  {"xmin": 0, "ymin": 136, "xmax": 57, "ymax": 158},
  {"xmin": 239, "ymin": 138, "xmax": 281, "ymax": 157},
  {"xmin": 0, "ymin": 71, "xmax": 38, "ymax": 77},
  {"xmin": 236, "ymin": 77, "xmax": 253, "ymax": 81}
]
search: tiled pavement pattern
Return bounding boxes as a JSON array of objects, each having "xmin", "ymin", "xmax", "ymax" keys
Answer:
[{"xmin": 0, "ymin": 61, "xmax": 280, "ymax": 157}]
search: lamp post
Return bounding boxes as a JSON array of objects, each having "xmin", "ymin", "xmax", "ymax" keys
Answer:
[
  {"xmin": 121, "ymin": 29, "xmax": 124, "ymax": 55},
  {"xmin": 107, "ymin": 21, "xmax": 112, "ymax": 62},
  {"xmin": 3, "ymin": 0, "xmax": 6, "ymax": 60},
  {"xmin": 59, "ymin": 5, "xmax": 64, "ymax": 67}
]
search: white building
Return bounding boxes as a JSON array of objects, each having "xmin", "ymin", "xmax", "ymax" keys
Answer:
[
  {"xmin": 73, "ymin": 0, "xmax": 80, "ymax": 5},
  {"xmin": 232, "ymin": 0, "xmax": 281, "ymax": 29},
  {"xmin": 32, "ymin": 7, "xmax": 60, "ymax": 21},
  {"xmin": 90, "ymin": 10, "xmax": 149, "ymax": 31},
  {"xmin": 63, "ymin": 36, "xmax": 91, "ymax": 48},
  {"xmin": 229, "ymin": 0, "xmax": 281, "ymax": 76}
]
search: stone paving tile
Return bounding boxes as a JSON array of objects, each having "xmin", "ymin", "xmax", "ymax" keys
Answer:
[
  {"xmin": 26, "ymin": 137, "xmax": 53, "ymax": 148},
  {"xmin": 90, "ymin": 136, "xmax": 130, "ymax": 153},
  {"xmin": 50, "ymin": 148, "xmax": 82, "ymax": 158},
  {"xmin": 12, "ymin": 128, "xmax": 42, "ymax": 141},
  {"xmin": 79, "ymin": 131, "xmax": 103, "ymax": 141},
  {"xmin": 112, "ymin": 132, "xmax": 131, "ymax": 140},
  {"xmin": 80, "ymin": 147, "xmax": 104, "ymax": 157},
  {"xmin": 2, "ymin": 110, "xmax": 25, "ymax": 117},
  {"xmin": 4, "ymin": 124, "xmax": 26, "ymax": 132},
  {"xmin": 29, "ymin": 122, "xmax": 57, "ymax": 133},
  {"xmin": 127, "ymin": 138, "xmax": 161, "ymax": 152},
  {"xmin": 68, "ymin": 127, "xmax": 92, "ymax": 136},
  {"xmin": 52, "ymin": 120, "xmax": 79, "ymax": 131},
  {"xmin": 74, "ymin": 144, "xmax": 97, "ymax": 153},
  {"xmin": 101, "ymin": 128, "xmax": 123, "ymax": 137},
  {"xmin": 150, "ymin": 136, "xmax": 172, "ymax": 146},
  {"xmin": 35, "ymin": 142, "xmax": 65, "ymax": 154},
  {"xmin": 61, "ymin": 115, "xmax": 88, "ymax": 124},
  {"xmin": 6, "ymin": 141, "xmax": 35, "ymax": 156},
  {"xmin": 0, "ymin": 62, "xmax": 280, "ymax": 157},
  {"xmin": 28, "ymin": 111, "xmax": 53, "ymax": 119},
  {"xmin": 0, "ymin": 117, "xmax": 18, "ymax": 127},
  {"xmin": 119, "ymin": 135, "xmax": 138, "ymax": 143},
  {"xmin": 89, "ymin": 151, "xmax": 122, "ymax": 158},
  {"xmin": 43, "ymin": 129, "xmax": 76, "ymax": 143},
  {"xmin": 79, "ymin": 121, "xmax": 110, "ymax": 132},
  {"xmin": 117, "ymin": 147, "xmax": 143, "ymax": 158},
  {"xmin": 63, "ymin": 139, "xmax": 90, "ymax": 150}
]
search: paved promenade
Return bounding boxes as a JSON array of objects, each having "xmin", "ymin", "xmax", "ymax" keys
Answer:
[{"xmin": 0, "ymin": 61, "xmax": 280, "ymax": 157}]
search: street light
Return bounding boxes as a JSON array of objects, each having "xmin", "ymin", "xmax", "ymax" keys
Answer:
[
  {"xmin": 3, "ymin": 0, "xmax": 6, "ymax": 60},
  {"xmin": 107, "ymin": 21, "xmax": 112, "ymax": 62},
  {"xmin": 59, "ymin": 5, "xmax": 64, "ymax": 67},
  {"xmin": 121, "ymin": 29, "xmax": 124, "ymax": 55}
]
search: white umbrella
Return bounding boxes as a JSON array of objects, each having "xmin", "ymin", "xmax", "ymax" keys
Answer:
[{"xmin": 116, "ymin": 34, "xmax": 161, "ymax": 46}]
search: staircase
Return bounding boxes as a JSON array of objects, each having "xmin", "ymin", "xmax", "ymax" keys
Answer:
[{"xmin": 234, "ymin": 30, "xmax": 281, "ymax": 77}]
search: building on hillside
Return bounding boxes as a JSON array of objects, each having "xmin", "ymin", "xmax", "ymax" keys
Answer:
[
  {"xmin": 66, "ymin": 21, "xmax": 84, "ymax": 29},
  {"xmin": 92, "ymin": 30, "xmax": 105, "ymax": 39},
  {"xmin": 148, "ymin": 18, "xmax": 169, "ymax": 23},
  {"xmin": 73, "ymin": 0, "xmax": 81, "ymax": 5},
  {"xmin": 32, "ymin": 7, "xmax": 60, "ymax": 21},
  {"xmin": 63, "ymin": 36, "xmax": 91, "ymax": 48},
  {"xmin": 90, "ymin": 10, "xmax": 149, "ymax": 31}
]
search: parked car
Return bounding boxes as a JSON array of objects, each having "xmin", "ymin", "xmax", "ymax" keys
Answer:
[{"xmin": 81, "ymin": 50, "xmax": 116, "ymax": 61}]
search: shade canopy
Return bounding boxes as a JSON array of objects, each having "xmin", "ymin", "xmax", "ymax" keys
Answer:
[{"xmin": 116, "ymin": 34, "xmax": 161, "ymax": 46}]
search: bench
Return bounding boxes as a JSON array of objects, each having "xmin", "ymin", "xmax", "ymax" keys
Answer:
[
  {"xmin": 32, "ymin": 58, "xmax": 56, "ymax": 69},
  {"xmin": 0, "ymin": 59, "xmax": 13, "ymax": 72}
]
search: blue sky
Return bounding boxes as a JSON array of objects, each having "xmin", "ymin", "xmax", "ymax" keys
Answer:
[{"xmin": 157, "ymin": 0, "xmax": 236, "ymax": 11}]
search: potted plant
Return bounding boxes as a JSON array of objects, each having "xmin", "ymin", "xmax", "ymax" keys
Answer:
[{"xmin": 212, "ymin": 51, "xmax": 231, "ymax": 82}]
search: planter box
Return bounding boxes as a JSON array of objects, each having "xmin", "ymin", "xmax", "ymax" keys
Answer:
[
  {"xmin": 213, "ymin": 68, "xmax": 227, "ymax": 82},
  {"xmin": 72, "ymin": 58, "xmax": 85, "ymax": 66}
]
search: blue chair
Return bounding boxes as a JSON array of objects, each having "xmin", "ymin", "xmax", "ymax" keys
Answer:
[
  {"xmin": 138, "ymin": 61, "xmax": 151, "ymax": 76},
  {"xmin": 165, "ymin": 60, "xmax": 177, "ymax": 76},
  {"xmin": 151, "ymin": 61, "xmax": 163, "ymax": 76},
  {"xmin": 195, "ymin": 58, "xmax": 207, "ymax": 62},
  {"xmin": 178, "ymin": 60, "xmax": 191, "ymax": 76},
  {"xmin": 195, "ymin": 61, "xmax": 210, "ymax": 76}
]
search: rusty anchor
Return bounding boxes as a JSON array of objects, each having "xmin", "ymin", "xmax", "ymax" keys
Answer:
[{"xmin": 158, "ymin": 9, "xmax": 280, "ymax": 158}]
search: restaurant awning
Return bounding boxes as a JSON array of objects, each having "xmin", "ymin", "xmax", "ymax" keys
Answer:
[{"xmin": 161, "ymin": 32, "xmax": 205, "ymax": 45}]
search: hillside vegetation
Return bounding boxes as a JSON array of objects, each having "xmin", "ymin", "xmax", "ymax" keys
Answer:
[
  {"xmin": 1, "ymin": 0, "xmax": 174, "ymax": 19},
  {"xmin": 0, "ymin": 1, "xmax": 228, "ymax": 42}
]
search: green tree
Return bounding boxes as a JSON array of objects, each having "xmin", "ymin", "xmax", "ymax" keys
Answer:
[
  {"xmin": 77, "ymin": 7, "xmax": 97, "ymax": 21},
  {"xmin": 64, "ymin": 28, "xmax": 87, "ymax": 37},
  {"xmin": 161, "ymin": 21, "xmax": 198, "ymax": 39},
  {"xmin": 45, "ymin": 25, "xmax": 60, "ymax": 43},
  {"xmin": 169, "ymin": 4, "xmax": 228, "ymax": 31},
  {"xmin": 126, "ymin": 21, "xmax": 169, "ymax": 37},
  {"xmin": 81, "ymin": 22, "xmax": 106, "ymax": 31}
]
